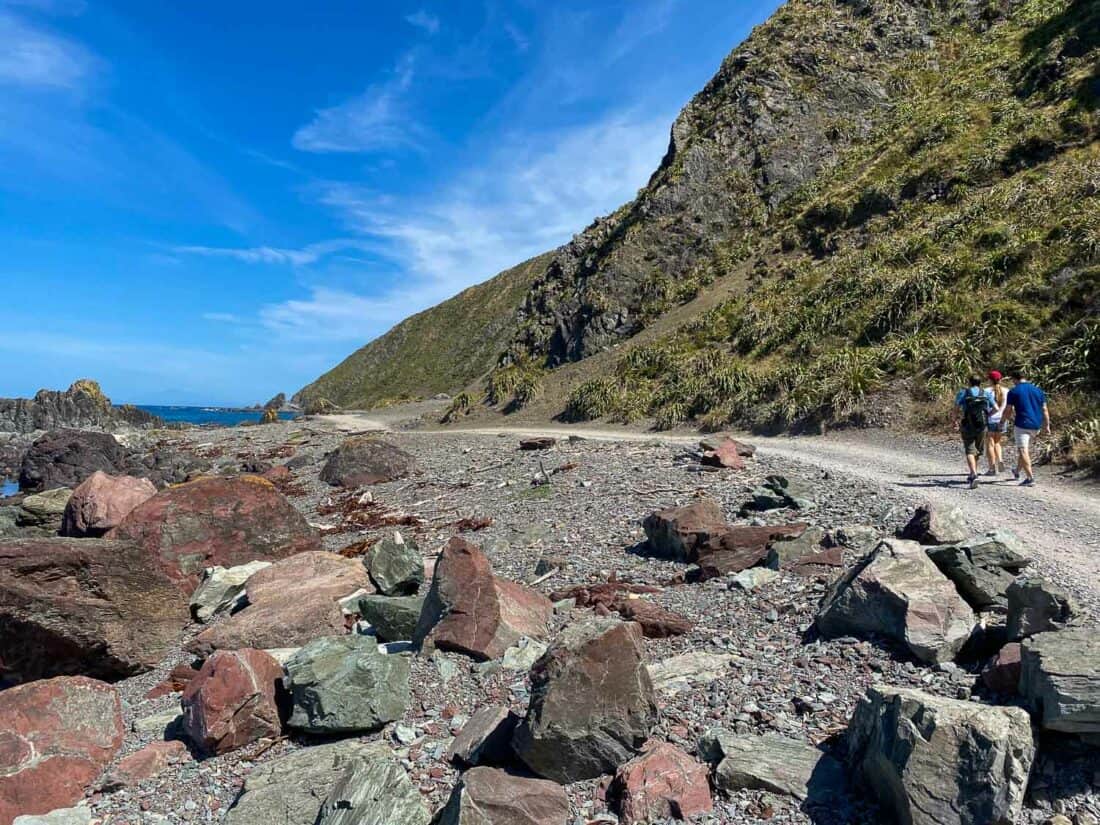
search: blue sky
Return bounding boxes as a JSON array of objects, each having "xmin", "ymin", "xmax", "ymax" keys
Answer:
[{"xmin": 0, "ymin": 0, "xmax": 780, "ymax": 406}]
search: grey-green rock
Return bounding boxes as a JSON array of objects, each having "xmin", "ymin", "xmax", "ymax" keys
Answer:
[
  {"xmin": 17, "ymin": 487, "xmax": 72, "ymax": 529},
  {"xmin": 1006, "ymin": 576, "xmax": 1079, "ymax": 640},
  {"xmin": 317, "ymin": 751, "xmax": 429, "ymax": 825},
  {"xmin": 846, "ymin": 685, "xmax": 1035, "ymax": 825},
  {"xmin": 765, "ymin": 526, "xmax": 826, "ymax": 570},
  {"xmin": 285, "ymin": 635, "xmax": 410, "ymax": 733},
  {"xmin": 925, "ymin": 531, "xmax": 1030, "ymax": 609},
  {"xmin": 14, "ymin": 807, "xmax": 92, "ymax": 825},
  {"xmin": 367, "ymin": 532, "xmax": 424, "ymax": 596},
  {"xmin": 1019, "ymin": 627, "xmax": 1100, "ymax": 734},
  {"xmin": 358, "ymin": 595, "xmax": 424, "ymax": 642},
  {"xmin": 698, "ymin": 730, "xmax": 844, "ymax": 801},
  {"xmin": 190, "ymin": 561, "xmax": 272, "ymax": 623}
]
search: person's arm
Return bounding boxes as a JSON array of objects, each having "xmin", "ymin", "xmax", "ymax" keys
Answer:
[{"xmin": 1042, "ymin": 402, "xmax": 1051, "ymax": 435}]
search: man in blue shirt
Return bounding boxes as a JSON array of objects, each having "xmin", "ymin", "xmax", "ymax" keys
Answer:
[
  {"xmin": 1005, "ymin": 368, "xmax": 1051, "ymax": 486},
  {"xmin": 956, "ymin": 376, "xmax": 994, "ymax": 489}
]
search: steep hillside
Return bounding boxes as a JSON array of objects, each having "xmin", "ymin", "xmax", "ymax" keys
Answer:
[{"xmin": 294, "ymin": 252, "xmax": 553, "ymax": 409}]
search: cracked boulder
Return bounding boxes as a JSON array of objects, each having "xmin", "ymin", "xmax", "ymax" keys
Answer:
[{"xmin": 925, "ymin": 531, "xmax": 1030, "ymax": 609}]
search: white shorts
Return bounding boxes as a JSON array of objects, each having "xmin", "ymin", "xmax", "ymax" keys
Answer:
[{"xmin": 1015, "ymin": 427, "xmax": 1038, "ymax": 451}]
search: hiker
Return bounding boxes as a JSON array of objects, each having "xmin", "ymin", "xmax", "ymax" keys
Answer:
[
  {"xmin": 956, "ymin": 375, "xmax": 993, "ymax": 489},
  {"xmin": 1005, "ymin": 368, "xmax": 1051, "ymax": 486},
  {"xmin": 985, "ymin": 370, "xmax": 1008, "ymax": 475}
]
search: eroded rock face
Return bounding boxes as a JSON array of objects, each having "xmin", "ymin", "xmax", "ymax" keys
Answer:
[
  {"xmin": 0, "ymin": 676, "xmax": 124, "ymax": 824},
  {"xmin": 0, "ymin": 537, "xmax": 188, "ymax": 683},
  {"xmin": 316, "ymin": 750, "xmax": 429, "ymax": 825},
  {"xmin": 0, "ymin": 381, "xmax": 160, "ymax": 435},
  {"xmin": 320, "ymin": 437, "xmax": 415, "ymax": 487},
  {"xmin": 642, "ymin": 499, "xmax": 729, "ymax": 562},
  {"xmin": 609, "ymin": 740, "xmax": 713, "ymax": 824},
  {"xmin": 285, "ymin": 635, "xmax": 410, "ymax": 734},
  {"xmin": 60, "ymin": 471, "xmax": 156, "ymax": 538},
  {"xmin": 698, "ymin": 730, "xmax": 844, "ymax": 802},
  {"xmin": 433, "ymin": 766, "xmax": 569, "ymax": 825},
  {"xmin": 414, "ymin": 537, "xmax": 552, "ymax": 661},
  {"xmin": 846, "ymin": 685, "xmax": 1035, "ymax": 825},
  {"xmin": 18, "ymin": 429, "xmax": 129, "ymax": 493},
  {"xmin": 512, "ymin": 616, "xmax": 657, "ymax": 783},
  {"xmin": 925, "ymin": 531, "xmax": 1030, "ymax": 609},
  {"xmin": 108, "ymin": 476, "xmax": 321, "ymax": 592},
  {"xmin": 181, "ymin": 649, "xmax": 284, "ymax": 756},
  {"xmin": 816, "ymin": 539, "xmax": 974, "ymax": 664},
  {"xmin": 1019, "ymin": 627, "xmax": 1100, "ymax": 734}
]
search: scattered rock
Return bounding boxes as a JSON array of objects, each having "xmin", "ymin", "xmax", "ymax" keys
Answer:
[
  {"xmin": 730, "ymin": 567, "xmax": 779, "ymax": 591},
  {"xmin": 432, "ymin": 766, "xmax": 569, "ymax": 825},
  {"xmin": 519, "ymin": 437, "xmax": 556, "ymax": 451},
  {"xmin": 285, "ymin": 635, "xmax": 410, "ymax": 734},
  {"xmin": 189, "ymin": 560, "xmax": 272, "ymax": 623},
  {"xmin": 1019, "ymin": 627, "xmax": 1100, "ymax": 734},
  {"xmin": 16, "ymin": 488, "xmax": 72, "ymax": 530},
  {"xmin": 695, "ymin": 523, "xmax": 808, "ymax": 580},
  {"xmin": 501, "ymin": 637, "xmax": 548, "ymax": 671},
  {"xmin": 446, "ymin": 705, "xmax": 520, "ymax": 768},
  {"xmin": 18, "ymin": 429, "xmax": 129, "ymax": 493},
  {"xmin": 699, "ymin": 435, "xmax": 756, "ymax": 457},
  {"xmin": 642, "ymin": 498, "xmax": 729, "ymax": 562},
  {"xmin": 648, "ymin": 651, "xmax": 734, "ymax": 693},
  {"xmin": 181, "ymin": 649, "xmax": 284, "ymax": 755},
  {"xmin": 981, "ymin": 642, "xmax": 1022, "ymax": 694},
  {"xmin": 108, "ymin": 476, "xmax": 321, "ymax": 591},
  {"xmin": 610, "ymin": 598, "xmax": 694, "ymax": 638},
  {"xmin": 359, "ymin": 594, "xmax": 424, "ymax": 642},
  {"xmin": 414, "ymin": 537, "xmax": 552, "ymax": 661},
  {"xmin": 100, "ymin": 740, "xmax": 190, "ymax": 790},
  {"xmin": 59, "ymin": 471, "xmax": 156, "ymax": 538},
  {"xmin": 316, "ymin": 749, "xmax": 429, "ymax": 825},
  {"xmin": 900, "ymin": 503, "xmax": 969, "ymax": 545},
  {"xmin": 131, "ymin": 707, "xmax": 183, "ymax": 736},
  {"xmin": 12, "ymin": 807, "xmax": 92, "ymax": 825},
  {"xmin": 846, "ymin": 684, "xmax": 1035, "ymax": 825},
  {"xmin": 320, "ymin": 436, "xmax": 414, "ymax": 487},
  {"xmin": 700, "ymin": 440, "xmax": 745, "ymax": 470},
  {"xmin": 1006, "ymin": 576, "xmax": 1079, "ymax": 640},
  {"xmin": 513, "ymin": 616, "xmax": 657, "ymax": 783},
  {"xmin": 764, "ymin": 526, "xmax": 826, "ymax": 569},
  {"xmin": 0, "ymin": 537, "xmax": 188, "ymax": 683},
  {"xmin": 699, "ymin": 730, "xmax": 844, "ymax": 801},
  {"xmin": 816, "ymin": 539, "xmax": 975, "ymax": 664},
  {"xmin": 0, "ymin": 676, "xmax": 124, "ymax": 824},
  {"xmin": 368, "ymin": 532, "xmax": 424, "ymax": 596},
  {"xmin": 609, "ymin": 740, "xmax": 713, "ymax": 824},
  {"xmin": 740, "ymin": 475, "xmax": 814, "ymax": 513},
  {"xmin": 926, "ymin": 531, "xmax": 1030, "ymax": 609}
]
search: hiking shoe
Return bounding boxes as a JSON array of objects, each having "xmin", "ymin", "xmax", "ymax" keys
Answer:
[
  {"xmin": 968, "ymin": 474, "xmax": 979, "ymax": 489},
  {"xmin": 1021, "ymin": 478, "xmax": 1035, "ymax": 487},
  {"xmin": 997, "ymin": 461, "xmax": 1006, "ymax": 472},
  {"xmin": 985, "ymin": 468, "xmax": 997, "ymax": 477}
]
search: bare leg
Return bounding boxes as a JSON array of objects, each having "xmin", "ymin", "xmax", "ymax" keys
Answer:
[{"xmin": 1020, "ymin": 445, "xmax": 1034, "ymax": 480}]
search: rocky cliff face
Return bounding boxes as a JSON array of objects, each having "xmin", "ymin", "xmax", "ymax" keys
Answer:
[
  {"xmin": 510, "ymin": 0, "xmax": 943, "ymax": 366},
  {"xmin": 0, "ymin": 380, "xmax": 161, "ymax": 434}
]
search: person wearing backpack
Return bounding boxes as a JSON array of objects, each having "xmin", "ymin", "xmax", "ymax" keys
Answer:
[
  {"xmin": 955, "ymin": 376, "xmax": 994, "ymax": 489},
  {"xmin": 1004, "ymin": 367, "xmax": 1051, "ymax": 487}
]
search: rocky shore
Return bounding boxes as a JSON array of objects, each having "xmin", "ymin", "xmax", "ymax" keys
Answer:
[{"xmin": 1, "ymin": 415, "xmax": 1098, "ymax": 825}]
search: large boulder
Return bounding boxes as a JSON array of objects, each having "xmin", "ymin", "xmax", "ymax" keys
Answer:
[
  {"xmin": 358, "ymin": 594, "xmax": 424, "ymax": 642},
  {"xmin": 512, "ymin": 616, "xmax": 657, "ymax": 783},
  {"xmin": 60, "ymin": 471, "xmax": 156, "ymax": 538},
  {"xmin": 107, "ymin": 476, "xmax": 321, "ymax": 591},
  {"xmin": 925, "ymin": 531, "xmax": 1030, "ymax": 609},
  {"xmin": 1019, "ymin": 627, "xmax": 1100, "ymax": 734},
  {"xmin": 187, "ymin": 551, "xmax": 368, "ymax": 655},
  {"xmin": 846, "ymin": 685, "xmax": 1034, "ymax": 825},
  {"xmin": 15, "ymin": 488, "xmax": 72, "ymax": 531},
  {"xmin": 447, "ymin": 705, "xmax": 520, "ymax": 768},
  {"xmin": 609, "ymin": 740, "xmax": 713, "ymax": 824},
  {"xmin": 641, "ymin": 498, "xmax": 729, "ymax": 562},
  {"xmin": 1005, "ymin": 576, "xmax": 1079, "ymax": 640},
  {"xmin": 432, "ymin": 766, "xmax": 569, "ymax": 825},
  {"xmin": 367, "ymin": 532, "xmax": 424, "ymax": 596},
  {"xmin": 189, "ymin": 560, "xmax": 272, "ymax": 623},
  {"xmin": 316, "ymin": 750, "xmax": 429, "ymax": 825},
  {"xmin": 18, "ymin": 429, "xmax": 128, "ymax": 493},
  {"xmin": 0, "ymin": 537, "xmax": 188, "ymax": 683},
  {"xmin": 224, "ymin": 740, "xmax": 387, "ymax": 825},
  {"xmin": 285, "ymin": 635, "xmax": 410, "ymax": 734},
  {"xmin": 320, "ymin": 436, "xmax": 414, "ymax": 487},
  {"xmin": 181, "ymin": 649, "xmax": 284, "ymax": 756},
  {"xmin": 815, "ymin": 539, "xmax": 975, "ymax": 664},
  {"xmin": 698, "ymin": 730, "xmax": 844, "ymax": 801},
  {"xmin": 414, "ymin": 537, "xmax": 552, "ymax": 661},
  {"xmin": 900, "ymin": 503, "xmax": 969, "ymax": 545},
  {"xmin": 0, "ymin": 676, "xmax": 124, "ymax": 824}
]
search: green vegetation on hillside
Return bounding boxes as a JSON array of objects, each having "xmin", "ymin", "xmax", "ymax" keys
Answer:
[
  {"xmin": 294, "ymin": 253, "xmax": 553, "ymax": 409},
  {"xmin": 562, "ymin": 0, "xmax": 1099, "ymax": 467}
]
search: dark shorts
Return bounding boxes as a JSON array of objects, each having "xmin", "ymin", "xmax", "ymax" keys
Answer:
[
  {"xmin": 962, "ymin": 429, "xmax": 986, "ymax": 456},
  {"xmin": 988, "ymin": 420, "xmax": 1005, "ymax": 434}
]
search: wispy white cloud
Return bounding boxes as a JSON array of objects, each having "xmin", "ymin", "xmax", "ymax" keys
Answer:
[
  {"xmin": 202, "ymin": 312, "xmax": 243, "ymax": 324},
  {"xmin": 405, "ymin": 9, "xmax": 439, "ymax": 35},
  {"xmin": 0, "ymin": 8, "xmax": 95, "ymax": 89},
  {"xmin": 175, "ymin": 239, "xmax": 376, "ymax": 268},
  {"xmin": 606, "ymin": 0, "xmax": 678, "ymax": 64},
  {"xmin": 291, "ymin": 52, "xmax": 421, "ymax": 154},
  {"xmin": 502, "ymin": 22, "xmax": 529, "ymax": 53}
]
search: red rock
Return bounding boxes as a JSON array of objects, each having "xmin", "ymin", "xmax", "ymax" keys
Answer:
[
  {"xmin": 0, "ymin": 676, "xmax": 124, "ymax": 824},
  {"xmin": 60, "ymin": 471, "xmax": 157, "ymax": 538},
  {"xmin": 642, "ymin": 499, "xmax": 729, "ymax": 563},
  {"xmin": 611, "ymin": 598, "xmax": 693, "ymax": 638},
  {"xmin": 102, "ymin": 740, "xmax": 190, "ymax": 790},
  {"xmin": 0, "ymin": 537, "xmax": 188, "ymax": 683},
  {"xmin": 181, "ymin": 649, "xmax": 283, "ymax": 755},
  {"xmin": 700, "ymin": 440, "xmax": 745, "ymax": 470},
  {"xmin": 982, "ymin": 642, "xmax": 1022, "ymax": 694},
  {"xmin": 186, "ymin": 551, "xmax": 370, "ymax": 656},
  {"xmin": 414, "ymin": 538, "xmax": 552, "ymax": 661},
  {"xmin": 262, "ymin": 465, "xmax": 290, "ymax": 483},
  {"xmin": 694, "ymin": 524, "xmax": 809, "ymax": 581},
  {"xmin": 107, "ymin": 476, "xmax": 321, "ymax": 592},
  {"xmin": 144, "ymin": 663, "xmax": 199, "ymax": 700},
  {"xmin": 786, "ymin": 546, "xmax": 845, "ymax": 576},
  {"xmin": 610, "ymin": 740, "xmax": 713, "ymax": 824},
  {"xmin": 435, "ymin": 766, "xmax": 568, "ymax": 825}
]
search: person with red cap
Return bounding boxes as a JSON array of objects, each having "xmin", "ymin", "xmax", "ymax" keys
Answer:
[{"xmin": 985, "ymin": 370, "xmax": 1008, "ymax": 475}]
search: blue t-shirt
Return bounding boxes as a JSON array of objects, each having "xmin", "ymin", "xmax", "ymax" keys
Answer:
[{"xmin": 1006, "ymin": 382, "xmax": 1047, "ymax": 430}]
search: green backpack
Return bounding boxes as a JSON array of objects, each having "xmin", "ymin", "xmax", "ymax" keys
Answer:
[{"xmin": 961, "ymin": 390, "xmax": 989, "ymax": 434}]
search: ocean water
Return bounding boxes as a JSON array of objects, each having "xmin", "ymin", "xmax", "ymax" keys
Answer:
[
  {"xmin": 136, "ymin": 405, "xmax": 299, "ymax": 427},
  {"xmin": 1, "ymin": 479, "xmax": 17, "ymax": 497}
]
